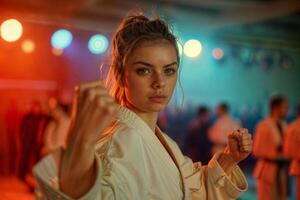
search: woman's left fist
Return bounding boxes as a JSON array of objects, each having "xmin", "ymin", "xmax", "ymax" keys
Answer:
[{"xmin": 225, "ymin": 128, "xmax": 253, "ymax": 164}]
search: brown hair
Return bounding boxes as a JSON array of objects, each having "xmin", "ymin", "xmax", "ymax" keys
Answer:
[
  {"xmin": 104, "ymin": 13, "xmax": 180, "ymax": 105},
  {"xmin": 269, "ymin": 94, "xmax": 287, "ymax": 111}
]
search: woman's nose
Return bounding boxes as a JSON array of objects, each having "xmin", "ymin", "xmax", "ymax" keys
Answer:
[{"xmin": 152, "ymin": 73, "xmax": 166, "ymax": 89}]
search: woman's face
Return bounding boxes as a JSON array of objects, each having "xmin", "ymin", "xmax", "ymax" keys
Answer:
[{"xmin": 123, "ymin": 40, "xmax": 178, "ymax": 113}]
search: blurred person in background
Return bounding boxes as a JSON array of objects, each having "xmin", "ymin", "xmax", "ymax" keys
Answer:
[
  {"xmin": 3, "ymin": 98, "xmax": 22, "ymax": 176},
  {"xmin": 253, "ymin": 94, "xmax": 290, "ymax": 200},
  {"xmin": 209, "ymin": 102, "xmax": 241, "ymax": 154},
  {"xmin": 42, "ymin": 97, "xmax": 71, "ymax": 155},
  {"xmin": 284, "ymin": 103, "xmax": 300, "ymax": 200},
  {"xmin": 184, "ymin": 106, "xmax": 212, "ymax": 164},
  {"xmin": 157, "ymin": 108, "xmax": 168, "ymax": 132},
  {"xmin": 18, "ymin": 100, "xmax": 49, "ymax": 191}
]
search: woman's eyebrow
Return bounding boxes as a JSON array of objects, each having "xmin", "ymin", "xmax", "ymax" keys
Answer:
[
  {"xmin": 132, "ymin": 61, "xmax": 153, "ymax": 67},
  {"xmin": 163, "ymin": 61, "xmax": 178, "ymax": 68},
  {"xmin": 133, "ymin": 61, "xmax": 178, "ymax": 68}
]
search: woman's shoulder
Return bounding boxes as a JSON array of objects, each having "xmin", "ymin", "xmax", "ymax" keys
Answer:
[
  {"xmin": 95, "ymin": 120, "xmax": 144, "ymax": 157},
  {"xmin": 98, "ymin": 120, "xmax": 142, "ymax": 143}
]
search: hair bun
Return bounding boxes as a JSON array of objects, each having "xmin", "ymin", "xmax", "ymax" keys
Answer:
[{"xmin": 123, "ymin": 14, "xmax": 149, "ymax": 27}]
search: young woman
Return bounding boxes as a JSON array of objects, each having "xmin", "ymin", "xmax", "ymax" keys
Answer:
[{"xmin": 34, "ymin": 14, "xmax": 252, "ymax": 200}]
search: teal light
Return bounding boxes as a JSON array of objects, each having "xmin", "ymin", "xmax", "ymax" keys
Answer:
[
  {"xmin": 51, "ymin": 29, "xmax": 73, "ymax": 49},
  {"xmin": 88, "ymin": 34, "xmax": 109, "ymax": 54}
]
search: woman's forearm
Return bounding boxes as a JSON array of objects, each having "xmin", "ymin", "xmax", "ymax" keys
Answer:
[
  {"xmin": 59, "ymin": 130, "xmax": 98, "ymax": 198},
  {"xmin": 217, "ymin": 152, "xmax": 237, "ymax": 175},
  {"xmin": 53, "ymin": 80, "xmax": 116, "ymax": 198}
]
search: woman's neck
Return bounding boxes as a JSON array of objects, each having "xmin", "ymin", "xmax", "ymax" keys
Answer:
[{"xmin": 122, "ymin": 101, "xmax": 159, "ymax": 132}]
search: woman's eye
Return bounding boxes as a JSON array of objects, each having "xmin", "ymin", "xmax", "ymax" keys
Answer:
[
  {"xmin": 136, "ymin": 68, "xmax": 151, "ymax": 75},
  {"xmin": 164, "ymin": 68, "xmax": 176, "ymax": 75}
]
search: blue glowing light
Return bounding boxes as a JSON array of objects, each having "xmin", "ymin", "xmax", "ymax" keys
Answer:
[
  {"xmin": 51, "ymin": 29, "xmax": 73, "ymax": 49},
  {"xmin": 88, "ymin": 34, "xmax": 109, "ymax": 54}
]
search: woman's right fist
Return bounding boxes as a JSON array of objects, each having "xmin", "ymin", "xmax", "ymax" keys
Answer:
[
  {"xmin": 68, "ymin": 81, "xmax": 117, "ymax": 147},
  {"xmin": 60, "ymin": 81, "xmax": 116, "ymax": 197}
]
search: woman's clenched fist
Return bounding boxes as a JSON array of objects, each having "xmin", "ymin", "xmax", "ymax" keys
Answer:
[
  {"xmin": 68, "ymin": 81, "xmax": 118, "ymax": 147},
  {"xmin": 226, "ymin": 128, "xmax": 253, "ymax": 164}
]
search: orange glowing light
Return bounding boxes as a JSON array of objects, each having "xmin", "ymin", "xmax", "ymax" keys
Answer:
[{"xmin": 21, "ymin": 40, "xmax": 35, "ymax": 53}]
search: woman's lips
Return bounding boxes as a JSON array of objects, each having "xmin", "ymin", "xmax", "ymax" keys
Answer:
[{"xmin": 149, "ymin": 96, "xmax": 168, "ymax": 103}]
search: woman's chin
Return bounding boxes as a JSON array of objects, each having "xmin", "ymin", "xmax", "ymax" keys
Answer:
[
  {"xmin": 125, "ymin": 101, "xmax": 166, "ymax": 113},
  {"xmin": 147, "ymin": 103, "xmax": 167, "ymax": 112}
]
